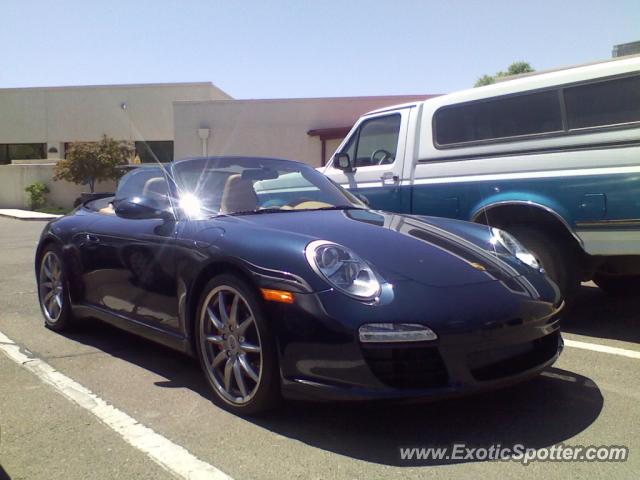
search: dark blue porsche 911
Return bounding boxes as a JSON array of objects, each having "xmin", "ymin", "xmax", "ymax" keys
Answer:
[{"xmin": 36, "ymin": 156, "xmax": 563, "ymax": 414}]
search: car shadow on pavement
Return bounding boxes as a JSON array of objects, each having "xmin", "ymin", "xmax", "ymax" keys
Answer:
[
  {"xmin": 57, "ymin": 318, "xmax": 212, "ymax": 397},
  {"xmin": 60, "ymin": 318, "xmax": 604, "ymax": 467},
  {"xmin": 251, "ymin": 368, "xmax": 603, "ymax": 466},
  {"xmin": 562, "ymin": 283, "xmax": 640, "ymax": 344}
]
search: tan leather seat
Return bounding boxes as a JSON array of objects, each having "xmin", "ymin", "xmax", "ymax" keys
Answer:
[
  {"xmin": 293, "ymin": 200, "xmax": 333, "ymax": 210},
  {"xmin": 220, "ymin": 174, "xmax": 258, "ymax": 213},
  {"xmin": 142, "ymin": 177, "xmax": 168, "ymax": 198},
  {"xmin": 99, "ymin": 203, "xmax": 115, "ymax": 215}
]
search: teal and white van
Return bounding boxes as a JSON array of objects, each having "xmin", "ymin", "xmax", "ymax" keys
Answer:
[{"xmin": 323, "ymin": 56, "xmax": 640, "ymax": 297}]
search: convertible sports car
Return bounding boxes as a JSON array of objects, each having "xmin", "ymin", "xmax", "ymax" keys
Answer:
[{"xmin": 36, "ymin": 156, "xmax": 563, "ymax": 414}]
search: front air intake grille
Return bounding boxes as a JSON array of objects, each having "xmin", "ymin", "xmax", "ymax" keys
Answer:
[
  {"xmin": 362, "ymin": 344, "xmax": 449, "ymax": 389},
  {"xmin": 468, "ymin": 331, "xmax": 560, "ymax": 381}
]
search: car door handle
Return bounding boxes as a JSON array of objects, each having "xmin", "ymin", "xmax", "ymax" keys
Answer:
[
  {"xmin": 85, "ymin": 234, "xmax": 100, "ymax": 244},
  {"xmin": 381, "ymin": 172, "xmax": 399, "ymax": 186}
]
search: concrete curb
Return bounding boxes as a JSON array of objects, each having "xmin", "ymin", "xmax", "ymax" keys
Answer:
[{"xmin": 0, "ymin": 209, "xmax": 62, "ymax": 221}]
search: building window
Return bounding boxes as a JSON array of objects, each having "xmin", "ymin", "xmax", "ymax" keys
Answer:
[
  {"xmin": 564, "ymin": 75, "xmax": 640, "ymax": 130},
  {"xmin": 135, "ymin": 141, "xmax": 174, "ymax": 163},
  {"xmin": 0, "ymin": 143, "xmax": 46, "ymax": 164},
  {"xmin": 434, "ymin": 91, "xmax": 563, "ymax": 146}
]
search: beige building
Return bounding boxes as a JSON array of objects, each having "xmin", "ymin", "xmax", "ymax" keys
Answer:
[
  {"xmin": 173, "ymin": 95, "xmax": 431, "ymax": 167},
  {"xmin": 0, "ymin": 82, "xmax": 432, "ymax": 209},
  {"xmin": 0, "ymin": 82, "xmax": 230, "ymax": 208},
  {"xmin": 0, "ymin": 82, "xmax": 231, "ymax": 163}
]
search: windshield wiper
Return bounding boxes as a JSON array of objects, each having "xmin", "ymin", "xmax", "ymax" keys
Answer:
[
  {"xmin": 221, "ymin": 205, "xmax": 365, "ymax": 217},
  {"xmin": 227, "ymin": 208, "xmax": 300, "ymax": 216},
  {"xmin": 302, "ymin": 205, "xmax": 365, "ymax": 211}
]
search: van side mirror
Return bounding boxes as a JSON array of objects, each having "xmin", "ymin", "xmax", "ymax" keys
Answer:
[
  {"xmin": 354, "ymin": 193, "xmax": 370, "ymax": 206},
  {"xmin": 334, "ymin": 153, "xmax": 355, "ymax": 173}
]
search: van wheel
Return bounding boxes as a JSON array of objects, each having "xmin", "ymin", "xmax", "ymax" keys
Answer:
[
  {"xmin": 506, "ymin": 226, "xmax": 580, "ymax": 300},
  {"xmin": 593, "ymin": 273, "xmax": 640, "ymax": 296}
]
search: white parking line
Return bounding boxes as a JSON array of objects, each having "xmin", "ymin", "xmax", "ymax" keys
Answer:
[
  {"xmin": 0, "ymin": 330, "xmax": 233, "ymax": 480},
  {"xmin": 564, "ymin": 338, "xmax": 640, "ymax": 360}
]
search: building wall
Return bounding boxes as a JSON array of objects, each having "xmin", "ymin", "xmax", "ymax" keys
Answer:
[
  {"xmin": 0, "ymin": 82, "xmax": 232, "ymax": 208},
  {"xmin": 0, "ymin": 83, "xmax": 231, "ymax": 145},
  {"xmin": 174, "ymin": 96, "xmax": 430, "ymax": 167},
  {"xmin": 0, "ymin": 163, "xmax": 116, "ymax": 209},
  {"xmin": 0, "ymin": 87, "xmax": 429, "ymax": 208},
  {"xmin": 612, "ymin": 41, "xmax": 640, "ymax": 57}
]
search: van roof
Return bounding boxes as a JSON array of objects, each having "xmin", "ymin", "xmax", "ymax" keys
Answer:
[
  {"xmin": 364, "ymin": 101, "xmax": 425, "ymax": 115},
  {"xmin": 495, "ymin": 53, "xmax": 640, "ymax": 83},
  {"xmin": 363, "ymin": 55, "xmax": 640, "ymax": 117}
]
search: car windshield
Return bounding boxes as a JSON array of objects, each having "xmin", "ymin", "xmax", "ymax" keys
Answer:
[{"xmin": 171, "ymin": 157, "xmax": 365, "ymax": 217}]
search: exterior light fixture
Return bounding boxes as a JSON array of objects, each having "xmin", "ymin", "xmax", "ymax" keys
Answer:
[{"xmin": 198, "ymin": 128, "xmax": 211, "ymax": 156}]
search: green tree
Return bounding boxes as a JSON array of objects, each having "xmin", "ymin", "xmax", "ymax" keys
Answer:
[
  {"xmin": 506, "ymin": 61, "xmax": 534, "ymax": 76},
  {"xmin": 475, "ymin": 61, "xmax": 534, "ymax": 87},
  {"xmin": 474, "ymin": 74, "xmax": 496, "ymax": 87},
  {"xmin": 54, "ymin": 135, "xmax": 134, "ymax": 192}
]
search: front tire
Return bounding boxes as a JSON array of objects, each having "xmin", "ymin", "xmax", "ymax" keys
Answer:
[
  {"xmin": 593, "ymin": 273, "xmax": 640, "ymax": 296},
  {"xmin": 506, "ymin": 226, "xmax": 580, "ymax": 300},
  {"xmin": 38, "ymin": 245, "xmax": 74, "ymax": 331},
  {"xmin": 195, "ymin": 274, "xmax": 280, "ymax": 415}
]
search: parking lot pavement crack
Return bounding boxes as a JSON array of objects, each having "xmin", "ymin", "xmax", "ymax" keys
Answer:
[{"xmin": 42, "ymin": 350, "xmax": 110, "ymax": 360}]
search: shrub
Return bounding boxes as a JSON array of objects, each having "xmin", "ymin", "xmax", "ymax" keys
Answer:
[{"xmin": 25, "ymin": 181, "xmax": 49, "ymax": 210}]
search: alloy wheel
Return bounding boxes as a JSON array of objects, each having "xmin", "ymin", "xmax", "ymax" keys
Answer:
[
  {"xmin": 200, "ymin": 286, "xmax": 263, "ymax": 405},
  {"xmin": 39, "ymin": 251, "xmax": 64, "ymax": 323}
]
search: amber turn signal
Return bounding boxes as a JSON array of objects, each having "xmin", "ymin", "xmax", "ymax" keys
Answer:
[{"xmin": 261, "ymin": 288, "xmax": 295, "ymax": 304}]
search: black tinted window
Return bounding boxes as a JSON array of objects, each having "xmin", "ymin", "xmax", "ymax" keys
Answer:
[
  {"xmin": 135, "ymin": 141, "xmax": 174, "ymax": 163},
  {"xmin": 565, "ymin": 75, "xmax": 640, "ymax": 129},
  {"xmin": 0, "ymin": 143, "xmax": 46, "ymax": 163},
  {"xmin": 435, "ymin": 90, "xmax": 563, "ymax": 145}
]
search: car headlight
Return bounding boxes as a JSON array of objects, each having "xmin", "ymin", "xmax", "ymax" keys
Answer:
[
  {"xmin": 305, "ymin": 240, "xmax": 381, "ymax": 300},
  {"xmin": 490, "ymin": 227, "xmax": 541, "ymax": 270}
]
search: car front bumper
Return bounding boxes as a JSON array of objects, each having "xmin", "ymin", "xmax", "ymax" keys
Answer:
[
  {"xmin": 265, "ymin": 272, "xmax": 564, "ymax": 402},
  {"xmin": 280, "ymin": 318, "xmax": 562, "ymax": 402}
]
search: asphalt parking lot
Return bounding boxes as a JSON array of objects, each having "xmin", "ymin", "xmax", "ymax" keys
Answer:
[{"xmin": 0, "ymin": 216, "xmax": 638, "ymax": 479}]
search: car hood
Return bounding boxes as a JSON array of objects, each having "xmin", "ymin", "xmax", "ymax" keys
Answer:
[{"xmin": 204, "ymin": 209, "xmax": 529, "ymax": 289}]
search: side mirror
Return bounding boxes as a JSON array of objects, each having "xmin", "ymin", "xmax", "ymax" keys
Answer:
[
  {"xmin": 354, "ymin": 193, "xmax": 370, "ymax": 206},
  {"xmin": 334, "ymin": 153, "xmax": 355, "ymax": 172},
  {"xmin": 114, "ymin": 196, "xmax": 173, "ymax": 221}
]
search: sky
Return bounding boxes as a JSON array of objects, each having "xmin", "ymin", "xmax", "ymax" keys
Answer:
[{"xmin": 1, "ymin": 0, "xmax": 639, "ymax": 98}]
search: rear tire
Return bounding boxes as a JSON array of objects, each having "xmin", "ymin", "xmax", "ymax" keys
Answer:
[
  {"xmin": 195, "ymin": 274, "xmax": 280, "ymax": 415},
  {"xmin": 506, "ymin": 225, "xmax": 580, "ymax": 300},
  {"xmin": 593, "ymin": 273, "xmax": 640, "ymax": 296},
  {"xmin": 37, "ymin": 245, "xmax": 74, "ymax": 331}
]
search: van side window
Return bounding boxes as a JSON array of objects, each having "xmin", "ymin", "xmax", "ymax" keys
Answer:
[
  {"xmin": 340, "ymin": 128, "xmax": 358, "ymax": 165},
  {"xmin": 434, "ymin": 90, "xmax": 563, "ymax": 146},
  {"xmin": 352, "ymin": 114, "xmax": 401, "ymax": 167},
  {"xmin": 564, "ymin": 75, "xmax": 640, "ymax": 130}
]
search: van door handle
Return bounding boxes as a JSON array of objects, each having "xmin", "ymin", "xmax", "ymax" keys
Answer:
[{"xmin": 381, "ymin": 172, "xmax": 399, "ymax": 186}]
